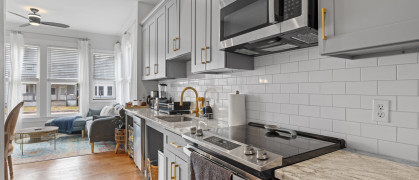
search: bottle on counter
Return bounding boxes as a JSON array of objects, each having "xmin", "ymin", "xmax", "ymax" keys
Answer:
[{"xmin": 205, "ymin": 101, "xmax": 213, "ymax": 119}]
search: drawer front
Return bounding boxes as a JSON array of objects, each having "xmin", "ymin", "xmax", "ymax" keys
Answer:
[{"xmin": 164, "ymin": 129, "xmax": 187, "ymax": 155}]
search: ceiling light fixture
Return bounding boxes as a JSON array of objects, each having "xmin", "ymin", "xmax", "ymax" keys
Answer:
[{"xmin": 29, "ymin": 21, "xmax": 40, "ymax": 26}]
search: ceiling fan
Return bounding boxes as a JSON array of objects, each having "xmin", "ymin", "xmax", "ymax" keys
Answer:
[{"xmin": 8, "ymin": 8, "xmax": 70, "ymax": 28}]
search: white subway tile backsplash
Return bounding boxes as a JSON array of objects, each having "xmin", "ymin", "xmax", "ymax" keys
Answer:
[
  {"xmin": 321, "ymin": 82, "xmax": 346, "ymax": 94},
  {"xmin": 333, "ymin": 95, "xmax": 361, "ymax": 108},
  {"xmin": 361, "ymin": 66, "xmax": 396, "ymax": 81},
  {"xmin": 320, "ymin": 57, "xmax": 346, "ymax": 70},
  {"xmin": 321, "ymin": 107, "xmax": 346, "ymax": 120},
  {"xmin": 161, "ymin": 47, "xmax": 419, "ymax": 162},
  {"xmin": 361, "ymin": 124, "xmax": 397, "ymax": 141},
  {"xmin": 378, "ymin": 140, "xmax": 418, "ymax": 162},
  {"xmin": 333, "ymin": 120, "xmax": 361, "ymax": 136},
  {"xmin": 290, "ymin": 94, "xmax": 309, "ymax": 105},
  {"xmin": 299, "ymin": 60, "xmax": 320, "ymax": 72},
  {"xmin": 397, "ymin": 63, "xmax": 419, "ymax": 80},
  {"xmin": 346, "ymin": 58, "xmax": 377, "ymax": 68},
  {"xmin": 378, "ymin": 53, "xmax": 418, "ymax": 66},
  {"xmin": 346, "ymin": 81, "xmax": 377, "ymax": 95},
  {"xmin": 347, "ymin": 135, "xmax": 378, "ymax": 153},
  {"xmin": 397, "ymin": 128, "xmax": 419, "ymax": 145},
  {"xmin": 309, "ymin": 70, "xmax": 333, "ymax": 82},
  {"xmin": 309, "ymin": 117, "xmax": 332, "ymax": 131},
  {"xmin": 281, "ymin": 62, "xmax": 299, "ymax": 73},
  {"xmin": 299, "ymin": 83, "xmax": 320, "ymax": 94},
  {"xmin": 378, "ymin": 80, "xmax": 418, "ymax": 96},
  {"xmin": 310, "ymin": 94, "xmax": 333, "ymax": 106},
  {"xmin": 333, "ymin": 68, "xmax": 361, "ymax": 81}
]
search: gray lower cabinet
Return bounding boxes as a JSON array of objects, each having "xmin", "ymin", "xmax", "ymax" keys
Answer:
[
  {"xmin": 319, "ymin": 0, "xmax": 419, "ymax": 58},
  {"xmin": 164, "ymin": 148, "xmax": 189, "ymax": 180}
]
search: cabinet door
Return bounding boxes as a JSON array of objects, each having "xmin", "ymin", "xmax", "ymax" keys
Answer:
[
  {"xmin": 177, "ymin": 0, "xmax": 192, "ymax": 56},
  {"xmin": 165, "ymin": 149, "xmax": 176, "ymax": 180},
  {"xmin": 205, "ymin": 0, "xmax": 225, "ymax": 71},
  {"xmin": 142, "ymin": 26, "xmax": 150, "ymax": 80},
  {"xmin": 155, "ymin": 9, "xmax": 166, "ymax": 79},
  {"xmin": 319, "ymin": 0, "xmax": 419, "ymax": 57},
  {"xmin": 176, "ymin": 157, "xmax": 189, "ymax": 180},
  {"xmin": 191, "ymin": 0, "xmax": 207, "ymax": 73},
  {"xmin": 149, "ymin": 20, "xmax": 157, "ymax": 79},
  {"xmin": 158, "ymin": 150, "xmax": 165, "ymax": 180},
  {"xmin": 166, "ymin": 0, "xmax": 179, "ymax": 60}
]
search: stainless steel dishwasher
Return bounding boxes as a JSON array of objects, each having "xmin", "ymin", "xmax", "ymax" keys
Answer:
[{"xmin": 133, "ymin": 116, "xmax": 144, "ymax": 171}]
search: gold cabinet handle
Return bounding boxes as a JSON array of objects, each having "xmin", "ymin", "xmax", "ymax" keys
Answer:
[
  {"xmin": 173, "ymin": 38, "xmax": 175, "ymax": 51},
  {"xmin": 170, "ymin": 142, "xmax": 181, "ymax": 148},
  {"xmin": 200, "ymin": 48, "xmax": 205, "ymax": 64},
  {"xmin": 145, "ymin": 66, "xmax": 150, "ymax": 76},
  {"xmin": 322, "ymin": 8, "xmax": 327, "ymax": 40},
  {"xmin": 154, "ymin": 64, "xmax": 158, "ymax": 74},
  {"xmin": 174, "ymin": 164, "xmax": 178, "ymax": 180},
  {"xmin": 205, "ymin": 46, "xmax": 209, "ymax": 63},
  {"xmin": 170, "ymin": 162, "xmax": 175, "ymax": 179},
  {"xmin": 174, "ymin": 37, "xmax": 179, "ymax": 51}
]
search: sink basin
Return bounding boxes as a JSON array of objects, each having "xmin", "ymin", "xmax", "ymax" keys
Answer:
[{"xmin": 155, "ymin": 116, "xmax": 194, "ymax": 123}]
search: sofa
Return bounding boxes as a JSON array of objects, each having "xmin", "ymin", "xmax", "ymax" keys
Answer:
[{"xmin": 85, "ymin": 103, "xmax": 125, "ymax": 153}]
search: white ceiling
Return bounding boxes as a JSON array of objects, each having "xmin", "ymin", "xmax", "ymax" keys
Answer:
[{"xmin": 6, "ymin": 0, "xmax": 160, "ymax": 35}]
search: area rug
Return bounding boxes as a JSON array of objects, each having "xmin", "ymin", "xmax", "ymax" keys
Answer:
[{"xmin": 12, "ymin": 133, "xmax": 118, "ymax": 164}]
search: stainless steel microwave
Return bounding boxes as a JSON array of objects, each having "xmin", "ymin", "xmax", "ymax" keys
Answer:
[{"xmin": 219, "ymin": 0, "xmax": 318, "ymax": 56}]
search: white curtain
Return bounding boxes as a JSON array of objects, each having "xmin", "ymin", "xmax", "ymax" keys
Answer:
[
  {"xmin": 114, "ymin": 43, "xmax": 123, "ymax": 104},
  {"xmin": 78, "ymin": 40, "xmax": 90, "ymax": 117},
  {"xmin": 121, "ymin": 31, "xmax": 136, "ymax": 103},
  {"xmin": 8, "ymin": 32, "xmax": 24, "ymax": 129}
]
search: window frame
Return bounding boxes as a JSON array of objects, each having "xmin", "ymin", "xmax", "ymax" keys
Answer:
[
  {"xmin": 91, "ymin": 50, "xmax": 116, "ymax": 101},
  {"xmin": 46, "ymin": 46, "xmax": 81, "ymax": 117}
]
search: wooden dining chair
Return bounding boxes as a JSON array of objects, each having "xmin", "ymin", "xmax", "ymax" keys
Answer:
[{"xmin": 4, "ymin": 101, "xmax": 24, "ymax": 180}]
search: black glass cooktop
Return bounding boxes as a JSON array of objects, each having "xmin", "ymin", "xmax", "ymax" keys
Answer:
[{"xmin": 206, "ymin": 125, "xmax": 336, "ymax": 158}]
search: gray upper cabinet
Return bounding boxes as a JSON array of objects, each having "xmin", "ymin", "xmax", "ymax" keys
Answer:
[
  {"xmin": 155, "ymin": 9, "xmax": 166, "ymax": 79},
  {"xmin": 319, "ymin": 0, "xmax": 419, "ymax": 58},
  {"xmin": 166, "ymin": 0, "xmax": 192, "ymax": 60},
  {"xmin": 142, "ymin": 25, "xmax": 151, "ymax": 80},
  {"xmin": 191, "ymin": 0, "xmax": 253, "ymax": 73}
]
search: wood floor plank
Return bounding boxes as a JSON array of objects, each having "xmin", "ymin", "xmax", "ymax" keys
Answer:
[{"xmin": 12, "ymin": 152, "xmax": 145, "ymax": 180}]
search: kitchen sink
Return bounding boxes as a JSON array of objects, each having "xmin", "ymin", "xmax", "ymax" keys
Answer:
[{"xmin": 155, "ymin": 116, "xmax": 194, "ymax": 123}]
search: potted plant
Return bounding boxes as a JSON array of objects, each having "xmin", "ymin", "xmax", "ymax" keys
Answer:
[{"xmin": 113, "ymin": 109, "xmax": 126, "ymax": 154}]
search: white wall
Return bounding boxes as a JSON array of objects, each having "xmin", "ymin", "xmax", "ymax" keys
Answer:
[
  {"xmin": 1, "ymin": 0, "xmax": 5, "ymax": 178},
  {"xmin": 160, "ymin": 47, "xmax": 419, "ymax": 163},
  {"xmin": 5, "ymin": 22, "xmax": 120, "ymax": 127}
]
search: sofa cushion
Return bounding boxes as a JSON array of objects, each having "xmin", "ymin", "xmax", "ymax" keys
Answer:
[
  {"xmin": 73, "ymin": 117, "xmax": 88, "ymax": 127},
  {"xmin": 86, "ymin": 108, "xmax": 102, "ymax": 117}
]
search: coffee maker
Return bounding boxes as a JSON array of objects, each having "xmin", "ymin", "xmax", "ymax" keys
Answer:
[{"xmin": 147, "ymin": 91, "xmax": 158, "ymax": 109}]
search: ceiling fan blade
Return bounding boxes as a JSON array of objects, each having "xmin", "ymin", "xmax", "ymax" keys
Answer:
[
  {"xmin": 19, "ymin": 23, "xmax": 31, "ymax": 27},
  {"xmin": 8, "ymin": 11, "xmax": 29, "ymax": 20},
  {"xmin": 40, "ymin": 21, "xmax": 70, "ymax": 28}
]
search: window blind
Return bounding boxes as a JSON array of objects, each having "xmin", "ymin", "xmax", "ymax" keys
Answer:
[
  {"xmin": 4, "ymin": 44, "xmax": 39, "ymax": 79},
  {"xmin": 47, "ymin": 47, "xmax": 79, "ymax": 80},
  {"xmin": 93, "ymin": 54, "xmax": 115, "ymax": 80},
  {"xmin": 22, "ymin": 45, "xmax": 39, "ymax": 79}
]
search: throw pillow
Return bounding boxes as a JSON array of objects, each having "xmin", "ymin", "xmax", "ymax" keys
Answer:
[
  {"xmin": 100, "ymin": 106, "xmax": 116, "ymax": 116},
  {"xmin": 86, "ymin": 108, "xmax": 102, "ymax": 117}
]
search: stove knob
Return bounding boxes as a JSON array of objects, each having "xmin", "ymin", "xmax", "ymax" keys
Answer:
[
  {"xmin": 244, "ymin": 145, "xmax": 255, "ymax": 155},
  {"xmin": 256, "ymin": 149, "xmax": 268, "ymax": 160}
]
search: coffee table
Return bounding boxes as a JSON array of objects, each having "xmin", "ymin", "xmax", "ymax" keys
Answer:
[{"xmin": 14, "ymin": 126, "xmax": 59, "ymax": 155}]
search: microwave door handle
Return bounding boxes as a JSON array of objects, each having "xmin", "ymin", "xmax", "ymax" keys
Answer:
[{"xmin": 268, "ymin": 0, "xmax": 277, "ymax": 23}]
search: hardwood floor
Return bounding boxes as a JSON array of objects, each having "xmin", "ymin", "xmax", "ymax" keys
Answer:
[{"xmin": 11, "ymin": 152, "xmax": 145, "ymax": 180}]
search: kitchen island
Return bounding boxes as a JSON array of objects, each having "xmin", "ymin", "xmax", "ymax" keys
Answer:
[{"xmin": 275, "ymin": 150, "xmax": 419, "ymax": 180}]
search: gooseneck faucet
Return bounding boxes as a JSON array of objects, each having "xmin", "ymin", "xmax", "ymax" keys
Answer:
[{"xmin": 180, "ymin": 87, "xmax": 200, "ymax": 117}]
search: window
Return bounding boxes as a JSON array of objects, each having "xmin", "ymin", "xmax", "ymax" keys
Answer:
[
  {"xmin": 50, "ymin": 84, "xmax": 79, "ymax": 115},
  {"xmin": 4, "ymin": 44, "xmax": 40, "ymax": 115},
  {"xmin": 92, "ymin": 53, "xmax": 115, "ymax": 100},
  {"xmin": 47, "ymin": 47, "xmax": 80, "ymax": 115},
  {"xmin": 48, "ymin": 47, "xmax": 79, "ymax": 80}
]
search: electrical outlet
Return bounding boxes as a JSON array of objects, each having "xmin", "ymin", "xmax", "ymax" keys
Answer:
[{"xmin": 372, "ymin": 99, "xmax": 390, "ymax": 122}]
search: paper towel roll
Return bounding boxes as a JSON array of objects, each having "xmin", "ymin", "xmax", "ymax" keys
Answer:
[{"xmin": 228, "ymin": 93, "xmax": 246, "ymax": 126}]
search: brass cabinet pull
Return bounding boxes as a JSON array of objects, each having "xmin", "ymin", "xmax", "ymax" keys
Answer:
[
  {"xmin": 200, "ymin": 48, "xmax": 205, "ymax": 64},
  {"xmin": 154, "ymin": 64, "xmax": 158, "ymax": 74},
  {"xmin": 173, "ymin": 38, "xmax": 175, "ymax": 51},
  {"xmin": 174, "ymin": 164, "xmax": 178, "ymax": 180},
  {"xmin": 174, "ymin": 37, "xmax": 179, "ymax": 51},
  {"xmin": 205, "ymin": 46, "xmax": 209, "ymax": 63},
  {"xmin": 170, "ymin": 162, "xmax": 175, "ymax": 179},
  {"xmin": 145, "ymin": 66, "xmax": 150, "ymax": 76},
  {"xmin": 322, "ymin": 8, "xmax": 327, "ymax": 40},
  {"xmin": 170, "ymin": 142, "xmax": 181, "ymax": 148}
]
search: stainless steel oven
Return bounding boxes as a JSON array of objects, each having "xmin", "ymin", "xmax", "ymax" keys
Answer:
[{"xmin": 220, "ymin": 0, "xmax": 318, "ymax": 56}]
